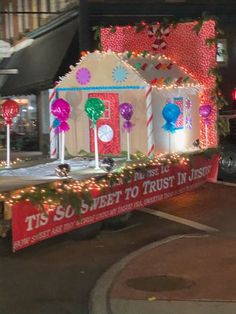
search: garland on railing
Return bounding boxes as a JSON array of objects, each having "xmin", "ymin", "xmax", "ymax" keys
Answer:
[
  {"xmin": 93, "ymin": 16, "xmax": 213, "ymax": 39},
  {"xmin": 93, "ymin": 15, "xmax": 221, "ymax": 44},
  {"xmin": 0, "ymin": 148, "xmax": 219, "ymax": 215}
]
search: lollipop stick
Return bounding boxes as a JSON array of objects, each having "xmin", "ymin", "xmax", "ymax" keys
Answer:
[
  {"xmin": 6, "ymin": 124, "xmax": 11, "ymax": 168},
  {"xmin": 168, "ymin": 133, "xmax": 171, "ymax": 153},
  {"xmin": 94, "ymin": 125, "xmax": 100, "ymax": 169},
  {"xmin": 205, "ymin": 124, "xmax": 208, "ymax": 148},
  {"xmin": 61, "ymin": 131, "xmax": 65, "ymax": 164},
  {"xmin": 58, "ymin": 132, "xmax": 61, "ymax": 161},
  {"xmin": 127, "ymin": 132, "xmax": 131, "ymax": 161}
]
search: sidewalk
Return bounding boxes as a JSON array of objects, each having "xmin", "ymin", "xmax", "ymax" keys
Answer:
[
  {"xmin": 90, "ymin": 234, "xmax": 236, "ymax": 314},
  {"xmin": 0, "ymin": 149, "xmax": 43, "ymax": 160},
  {"xmin": 90, "ymin": 182, "xmax": 236, "ymax": 314}
]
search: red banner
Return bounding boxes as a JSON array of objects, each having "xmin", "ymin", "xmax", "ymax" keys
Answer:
[{"xmin": 12, "ymin": 154, "xmax": 219, "ymax": 251}]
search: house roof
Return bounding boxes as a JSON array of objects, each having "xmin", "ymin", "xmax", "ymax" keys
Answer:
[
  {"xmin": 119, "ymin": 51, "xmax": 198, "ymax": 87},
  {"xmin": 56, "ymin": 50, "xmax": 199, "ymax": 92}
]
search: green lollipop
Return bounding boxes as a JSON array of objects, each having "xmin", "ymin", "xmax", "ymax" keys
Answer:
[{"xmin": 85, "ymin": 98, "xmax": 105, "ymax": 125}]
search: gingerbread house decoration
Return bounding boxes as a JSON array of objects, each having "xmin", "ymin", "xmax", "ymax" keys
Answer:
[{"xmin": 54, "ymin": 50, "xmax": 202, "ymax": 157}]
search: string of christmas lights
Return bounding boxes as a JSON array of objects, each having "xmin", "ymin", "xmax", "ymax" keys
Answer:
[
  {"xmin": 0, "ymin": 158, "xmax": 24, "ymax": 168},
  {"xmin": 0, "ymin": 149, "xmax": 218, "ymax": 215}
]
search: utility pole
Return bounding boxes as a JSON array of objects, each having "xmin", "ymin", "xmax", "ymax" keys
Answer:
[{"xmin": 78, "ymin": 0, "xmax": 90, "ymax": 52}]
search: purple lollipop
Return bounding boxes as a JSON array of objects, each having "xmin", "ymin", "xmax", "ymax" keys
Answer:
[
  {"xmin": 120, "ymin": 103, "xmax": 133, "ymax": 121},
  {"xmin": 199, "ymin": 104, "xmax": 212, "ymax": 118},
  {"xmin": 199, "ymin": 104, "xmax": 212, "ymax": 125},
  {"xmin": 120, "ymin": 103, "xmax": 134, "ymax": 133},
  {"xmin": 123, "ymin": 120, "xmax": 134, "ymax": 133}
]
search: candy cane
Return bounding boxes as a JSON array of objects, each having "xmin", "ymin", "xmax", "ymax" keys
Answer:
[
  {"xmin": 49, "ymin": 89, "xmax": 58, "ymax": 159},
  {"xmin": 147, "ymin": 25, "xmax": 159, "ymax": 37},
  {"xmin": 145, "ymin": 85, "xmax": 155, "ymax": 157}
]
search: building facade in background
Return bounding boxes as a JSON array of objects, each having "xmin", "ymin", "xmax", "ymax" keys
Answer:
[
  {"xmin": 0, "ymin": 0, "xmax": 79, "ymax": 44},
  {"xmin": 0, "ymin": 0, "xmax": 80, "ymax": 154}
]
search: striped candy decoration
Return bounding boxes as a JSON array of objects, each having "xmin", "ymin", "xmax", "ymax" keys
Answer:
[
  {"xmin": 49, "ymin": 89, "xmax": 58, "ymax": 159},
  {"xmin": 145, "ymin": 85, "xmax": 155, "ymax": 158}
]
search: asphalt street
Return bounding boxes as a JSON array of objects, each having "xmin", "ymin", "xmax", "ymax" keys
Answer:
[
  {"xmin": 0, "ymin": 210, "xmax": 195, "ymax": 314},
  {"xmin": 0, "ymin": 182, "xmax": 234, "ymax": 314}
]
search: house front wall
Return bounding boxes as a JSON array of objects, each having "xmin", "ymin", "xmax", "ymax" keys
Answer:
[
  {"xmin": 57, "ymin": 87, "xmax": 201, "ymax": 157},
  {"xmin": 152, "ymin": 88, "xmax": 201, "ymax": 153},
  {"xmin": 59, "ymin": 89, "xmax": 147, "ymax": 156}
]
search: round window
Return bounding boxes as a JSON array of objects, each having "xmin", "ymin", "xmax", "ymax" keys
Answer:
[{"xmin": 98, "ymin": 124, "xmax": 114, "ymax": 143}]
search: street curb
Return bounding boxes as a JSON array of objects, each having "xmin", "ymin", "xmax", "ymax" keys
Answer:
[
  {"xmin": 89, "ymin": 233, "xmax": 207, "ymax": 314},
  {"xmin": 214, "ymin": 180, "xmax": 236, "ymax": 187}
]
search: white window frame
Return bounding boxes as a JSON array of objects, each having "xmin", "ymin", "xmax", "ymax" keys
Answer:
[
  {"xmin": 216, "ymin": 39, "xmax": 228, "ymax": 66},
  {"xmin": 102, "ymin": 100, "xmax": 111, "ymax": 119}
]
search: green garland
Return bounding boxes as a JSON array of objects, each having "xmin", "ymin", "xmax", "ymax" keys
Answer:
[
  {"xmin": 93, "ymin": 15, "xmax": 219, "ymax": 43},
  {"xmin": 5, "ymin": 149, "xmax": 219, "ymax": 215}
]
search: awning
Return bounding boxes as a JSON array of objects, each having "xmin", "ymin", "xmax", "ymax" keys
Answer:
[{"xmin": 0, "ymin": 19, "xmax": 77, "ymax": 96}]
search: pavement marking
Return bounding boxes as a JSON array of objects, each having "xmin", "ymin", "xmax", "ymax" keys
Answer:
[
  {"xmin": 140, "ymin": 207, "xmax": 219, "ymax": 233},
  {"xmin": 214, "ymin": 180, "xmax": 236, "ymax": 187}
]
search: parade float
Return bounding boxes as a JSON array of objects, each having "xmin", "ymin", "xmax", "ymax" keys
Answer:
[{"xmin": 0, "ymin": 18, "xmax": 222, "ymax": 251}]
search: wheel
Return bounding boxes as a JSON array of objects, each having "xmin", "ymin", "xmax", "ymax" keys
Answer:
[
  {"xmin": 68, "ymin": 221, "xmax": 102, "ymax": 240},
  {"xmin": 103, "ymin": 212, "xmax": 132, "ymax": 230},
  {"xmin": 218, "ymin": 150, "xmax": 236, "ymax": 181}
]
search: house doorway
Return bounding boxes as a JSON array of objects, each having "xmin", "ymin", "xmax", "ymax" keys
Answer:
[{"xmin": 88, "ymin": 93, "xmax": 120, "ymax": 155}]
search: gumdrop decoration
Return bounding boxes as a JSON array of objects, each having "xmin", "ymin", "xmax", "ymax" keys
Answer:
[
  {"xmin": 112, "ymin": 65, "xmax": 128, "ymax": 83},
  {"xmin": 76, "ymin": 67, "xmax": 91, "ymax": 85}
]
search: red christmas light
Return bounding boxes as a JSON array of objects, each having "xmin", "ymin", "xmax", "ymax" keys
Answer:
[{"xmin": 232, "ymin": 88, "xmax": 236, "ymax": 101}]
